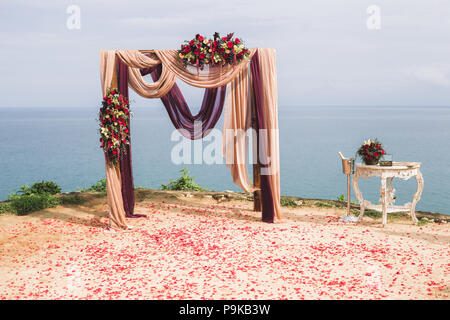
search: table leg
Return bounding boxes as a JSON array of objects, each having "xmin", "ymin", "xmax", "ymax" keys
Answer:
[
  {"xmin": 386, "ymin": 177, "xmax": 395, "ymax": 205},
  {"xmin": 352, "ymin": 172, "xmax": 365, "ymax": 221},
  {"xmin": 380, "ymin": 177, "xmax": 388, "ymax": 227},
  {"xmin": 411, "ymin": 171, "xmax": 424, "ymax": 225}
]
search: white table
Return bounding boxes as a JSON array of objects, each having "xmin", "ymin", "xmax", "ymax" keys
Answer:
[{"xmin": 352, "ymin": 162, "xmax": 424, "ymax": 226}]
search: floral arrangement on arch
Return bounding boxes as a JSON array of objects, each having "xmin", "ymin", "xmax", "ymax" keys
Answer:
[
  {"xmin": 178, "ymin": 32, "xmax": 250, "ymax": 71},
  {"xmin": 98, "ymin": 88, "xmax": 131, "ymax": 164},
  {"xmin": 357, "ymin": 139, "xmax": 386, "ymax": 165}
]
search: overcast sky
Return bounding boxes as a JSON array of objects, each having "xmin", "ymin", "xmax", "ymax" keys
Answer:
[{"xmin": 1, "ymin": 0, "xmax": 449, "ymax": 108}]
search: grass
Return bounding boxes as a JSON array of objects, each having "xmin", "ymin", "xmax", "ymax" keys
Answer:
[
  {"xmin": 418, "ymin": 218, "xmax": 432, "ymax": 226},
  {"xmin": 314, "ymin": 201, "xmax": 334, "ymax": 208},
  {"xmin": 280, "ymin": 197, "xmax": 300, "ymax": 207},
  {"xmin": 59, "ymin": 193, "xmax": 87, "ymax": 205}
]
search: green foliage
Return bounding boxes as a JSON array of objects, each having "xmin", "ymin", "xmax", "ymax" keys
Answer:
[
  {"xmin": 161, "ymin": 167, "xmax": 206, "ymax": 191},
  {"xmin": 16, "ymin": 181, "xmax": 62, "ymax": 196},
  {"xmin": 315, "ymin": 201, "xmax": 334, "ymax": 208},
  {"xmin": 336, "ymin": 194, "xmax": 345, "ymax": 202},
  {"xmin": 6, "ymin": 181, "xmax": 62, "ymax": 215},
  {"xmin": 88, "ymin": 179, "xmax": 107, "ymax": 192},
  {"xmin": 28, "ymin": 181, "xmax": 61, "ymax": 195},
  {"xmin": 281, "ymin": 198, "xmax": 299, "ymax": 207},
  {"xmin": 0, "ymin": 202, "xmax": 15, "ymax": 215},
  {"xmin": 364, "ymin": 209, "xmax": 382, "ymax": 219},
  {"xmin": 60, "ymin": 194, "xmax": 86, "ymax": 205},
  {"xmin": 8, "ymin": 193, "xmax": 60, "ymax": 215},
  {"xmin": 417, "ymin": 218, "xmax": 431, "ymax": 226}
]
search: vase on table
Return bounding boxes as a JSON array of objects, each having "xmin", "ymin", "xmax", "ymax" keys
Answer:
[{"xmin": 364, "ymin": 158, "xmax": 379, "ymax": 165}]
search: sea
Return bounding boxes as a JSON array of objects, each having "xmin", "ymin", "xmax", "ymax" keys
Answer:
[{"xmin": 1, "ymin": 104, "xmax": 449, "ymax": 215}]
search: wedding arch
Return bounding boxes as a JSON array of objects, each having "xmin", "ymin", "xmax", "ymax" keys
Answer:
[{"xmin": 99, "ymin": 44, "xmax": 281, "ymax": 229}]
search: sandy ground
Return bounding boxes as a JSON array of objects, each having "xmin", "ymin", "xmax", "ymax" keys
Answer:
[{"xmin": 0, "ymin": 193, "xmax": 449, "ymax": 300}]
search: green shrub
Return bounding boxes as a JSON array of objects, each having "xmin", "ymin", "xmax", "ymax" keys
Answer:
[
  {"xmin": 88, "ymin": 179, "xmax": 107, "ymax": 192},
  {"xmin": 0, "ymin": 202, "xmax": 15, "ymax": 215},
  {"xmin": 60, "ymin": 194, "xmax": 86, "ymax": 205},
  {"xmin": 8, "ymin": 193, "xmax": 60, "ymax": 215},
  {"xmin": 15, "ymin": 181, "xmax": 62, "ymax": 196},
  {"xmin": 281, "ymin": 198, "xmax": 299, "ymax": 207},
  {"xmin": 161, "ymin": 167, "xmax": 206, "ymax": 191},
  {"xmin": 28, "ymin": 181, "xmax": 61, "ymax": 195}
]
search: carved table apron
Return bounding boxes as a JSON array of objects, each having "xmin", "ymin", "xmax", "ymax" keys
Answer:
[{"xmin": 352, "ymin": 162, "xmax": 424, "ymax": 226}]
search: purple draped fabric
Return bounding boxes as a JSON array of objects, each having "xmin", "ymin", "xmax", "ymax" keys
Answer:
[
  {"xmin": 250, "ymin": 51, "xmax": 275, "ymax": 223},
  {"xmin": 143, "ymin": 65, "xmax": 226, "ymax": 140},
  {"xmin": 116, "ymin": 57, "xmax": 145, "ymax": 218}
]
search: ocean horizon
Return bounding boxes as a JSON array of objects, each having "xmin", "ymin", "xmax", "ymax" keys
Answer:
[{"xmin": 1, "ymin": 105, "xmax": 449, "ymax": 215}]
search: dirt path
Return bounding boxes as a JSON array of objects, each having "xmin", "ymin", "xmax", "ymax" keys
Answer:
[{"xmin": 0, "ymin": 192, "xmax": 448, "ymax": 299}]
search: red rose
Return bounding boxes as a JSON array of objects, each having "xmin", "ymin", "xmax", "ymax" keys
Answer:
[
  {"xmin": 184, "ymin": 46, "xmax": 191, "ymax": 53},
  {"xmin": 374, "ymin": 152, "xmax": 379, "ymax": 158},
  {"xmin": 213, "ymin": 41, "xmax": 218, "ymax": 47},
  {"xmin": 227, "ymin": 41, "xmax": 233, "ymax": 49},
  {"xmin": 194, "ymin": 49, "xmax": 200, "ymax": 55},
  {"xmin": 223, "ymin": 54, "xmax": 229, "ymax": 59},
  {"xmin": 111, "ymin": 91, "xmax": 116, "ymax": 95},
  {"xmin": 196, "ymin": 43, "xmax": 201, "ymax": 48},
  {"xmin": 189, "ymin": 40, "xmax": 195, "ymax": 46},
  {"xmin": 199, "ymin": 53, "xmax": 206, "ymax": 59},
  {"xmin": 222, "ymin": 37, "xmax": 227, "ymax": 41},
  {"xmin": 124, "ymin": 128, "xmax": 129, "ymax": 134},
  {"xmin": 218, "ymin": 48, "xmax": 224, "ymax": 53},
  {"xmin": 382, "ymin": 150, "xmax": 386, "ymax": 155},
  {"xmin": 107, "ymin": 99, "xmax": 112, "ymax": 105},
  {"xmin": 197, "ymin": 35, "xmax": 204, "ymax": 42},
  {"xmin": 112, "ymin": 149, "xmax": 118, "ymax": 154},
  {"xmin": 235, "ymin": 38, "xmax": 240, "ymax": 44},
  {"xmin": 103, "ymin": 96, "xmax": 107, "ymax": 100},
  {"xmin": 99, "ymin": 138, "xmax": 102, "ymax": 142},
  {"xmin": 376, "ymin": 145, "xmax": 380, "ymax": 149}
]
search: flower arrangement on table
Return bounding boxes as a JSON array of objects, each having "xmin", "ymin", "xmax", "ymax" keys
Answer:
[
  {"xmin": 178, "ymin": 32, "xmax": 250, "ymax": 72},
  {"xmin": 357, "ymin": 139, "xmax": 386, "ymax": 165},
  {"xmin": 98, "ymin": 88, "xmax": 131, "ymax": 164}
]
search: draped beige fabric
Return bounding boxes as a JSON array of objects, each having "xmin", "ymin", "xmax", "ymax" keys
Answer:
[
  {"xmin": 116, "ymin": 50, "xmax": 160, "ymax": 68},
  {"xmin": 100, "ymin": 49, "xmax": 256, "ymax": 98},
  {"xmin": 105, "ymin": 157, "xmax": 129, "ymax": 230},
  {"xmin": 222, "ymin": 67, "xmax": 256, "ymax": 192},
  {"xmin": 155, "ymin": 49, "xmax": 255, "ymax": 88},
  {"xmin": 257, "ymin": 48, "xmax": 281, "ymax": 220},
  {"xmin": 100, "ymin": 50, "xmax": 117, "ymax": 96}
]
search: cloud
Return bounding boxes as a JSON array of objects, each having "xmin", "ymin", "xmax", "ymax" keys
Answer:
[{"xmin": 408, "ymin": 66, "xmax": 450, "ymax": 88}]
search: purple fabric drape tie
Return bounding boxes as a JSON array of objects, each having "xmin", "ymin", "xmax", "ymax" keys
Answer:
[
  {"xmin": 250, "ymin": 51, "xmax": 275, "ymax": 223},
  {"xmin": 116, "ymin": 57, "xmax": 145, "ymax": 218},
  {"xmin": 142, "ymin": 65, "xmax": 226, "ymax": 140}
]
